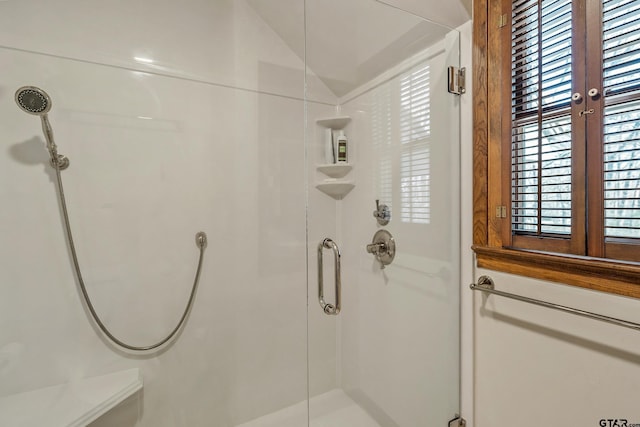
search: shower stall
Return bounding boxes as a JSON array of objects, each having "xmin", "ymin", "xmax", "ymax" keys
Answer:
[{"xmin": 0, "ymin": 0, "xmax": 461, "ymax": 426}]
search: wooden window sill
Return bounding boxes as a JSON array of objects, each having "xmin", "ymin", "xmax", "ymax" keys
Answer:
[{"xmin": 472, "ymin": 246, "xmax": 640, "ymax": 299}]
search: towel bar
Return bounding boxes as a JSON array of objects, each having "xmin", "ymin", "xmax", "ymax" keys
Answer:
[{"xmin": 471, "ymin": 275, "xmax": 640, "ymax": 332}]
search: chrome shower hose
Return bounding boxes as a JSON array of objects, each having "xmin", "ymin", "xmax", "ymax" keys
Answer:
[{"xmin": 52, "ymin": 162, "xmax": 207, "ymax": 352}]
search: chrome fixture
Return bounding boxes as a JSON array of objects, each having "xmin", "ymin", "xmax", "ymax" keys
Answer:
[
  {"xmin": 317, "ymin": 238, "xmax": 341, "ymax": 315},
  {"xmin": 15, "ymin": 86, "xmax": 69, "ymax": 170},
  {"xmin": 372, "ymin": 199, "xmax": 390, "ymax": 225},
  {"xmin": 447, "ymin": 66, "xmax": 466, "ymax": 95},
  {"xmin": 366, "ymin": 229, "xmax": 395, "ymax": 269},
  {"xmin": 16, "ymin": 86, "xmax": 208, "ymax": 352},
  {"xmin": 471, "ymin": 276, "xmax": 640, "ymax": 332}
]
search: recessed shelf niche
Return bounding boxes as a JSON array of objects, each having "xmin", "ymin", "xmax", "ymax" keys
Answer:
[{"xmin": 315, "ymin": 116, "xmax": 354, "ymax": 199}]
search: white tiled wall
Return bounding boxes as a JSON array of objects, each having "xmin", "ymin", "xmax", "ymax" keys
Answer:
[
  {"xmin": 0, "ymin": 1, "xmax": 336, "ymax": 426},
  {"xmin": 0, "ymin": 0, "xmax": 336, "ymax": 104}
]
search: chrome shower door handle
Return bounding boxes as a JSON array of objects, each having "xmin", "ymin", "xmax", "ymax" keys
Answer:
[{"xmin": 317, "ymin": 238, "xmax": 341, "ymax": 315}]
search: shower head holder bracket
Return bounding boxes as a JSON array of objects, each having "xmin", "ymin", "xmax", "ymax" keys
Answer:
[{"xmin": 50, "ymin": 154, "xmax": 70, "ymax": 170}]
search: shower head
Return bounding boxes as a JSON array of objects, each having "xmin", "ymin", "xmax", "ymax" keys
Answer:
[
  {"xmin": 15, "ymin": 86, "xmax": 52, "ymax": 115},
  {"xmin": 14, "ymin": 85, "xmax": 69, "ymax": 170}
]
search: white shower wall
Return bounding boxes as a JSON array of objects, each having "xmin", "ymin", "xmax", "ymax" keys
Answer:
[{"xmin": 0, "ymin": 1, "xmax": 337, "ymax": 426}]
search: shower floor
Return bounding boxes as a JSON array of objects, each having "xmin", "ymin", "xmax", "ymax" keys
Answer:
[{"xmin": 236, "ymin": 389, "xmax": 382, "ymax": 427}]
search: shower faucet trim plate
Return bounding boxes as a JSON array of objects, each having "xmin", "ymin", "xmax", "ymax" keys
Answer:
[{"xmin": 366, "ymin": 229, "xmax": 395, "ymax": 268}]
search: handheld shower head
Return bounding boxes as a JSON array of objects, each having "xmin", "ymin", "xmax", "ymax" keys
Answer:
[
  {"xmin": 15, "ymin": 86, "xmax": 52, "ymax": 115},
  {"xmin": 15, "ymin": 86, "xmax": 69, "ymax": 170}
]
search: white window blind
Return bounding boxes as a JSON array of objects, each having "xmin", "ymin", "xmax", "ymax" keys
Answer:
[
  {"xmin": 400, "ymin": 64, "xmax": 431, "ymax": 224},
  {"xmin": 372, "ymin": 83, "xmax": 393, "ymax": 210},
  {"xmin": 603, "ymin": 0, "xmax": 640, "ymax": 239},
  {"xmin": 511, "ymin": 0, "xmax": 573, "ymax": 236}
]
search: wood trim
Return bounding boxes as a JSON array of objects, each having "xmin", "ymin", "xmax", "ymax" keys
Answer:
[
  {"xmin": 606, "ymin": 241, "xmax": 640, "ymax": 263},
  {"xmin": 487, "ymin": 0, "xmax": 507, "ymax": 247},
  {"xmin": 473, "ymin": 245, "xmax": 640, "ymax": 298},
  {"xmin": 585, "ymin": 0, "xmax": 605, "ymax": 258},
  {"xmin": 499, "ymin": 0, "xmax": 512, "ymax": 247},
  {"xmin": 472, "ymin": 0, "xmax": 640, "ymax": 300},
  {"xmin": 473, "ymin": 0, "xmax": 489, "ymax": 246},
  {"xmin": 570, "ymin": 0, "xmax": 588, "ymax": 255},
  {"xmin": 512, "ymin": 234, "xmax": 572, "ymax": 253}
]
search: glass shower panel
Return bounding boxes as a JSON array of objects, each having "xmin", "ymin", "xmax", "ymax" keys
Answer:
[
  {"xmin": 305, "ymin": 1, "xmax": 461, "ymax": 425},
  {"xmin": 0, "ymin": 1, "xmax": 309, "ymax": 426}
]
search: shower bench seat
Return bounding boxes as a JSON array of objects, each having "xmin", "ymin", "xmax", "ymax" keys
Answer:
[{"xmin": 0, "ymin": 368, "xmax": 142, "ymax": 427}]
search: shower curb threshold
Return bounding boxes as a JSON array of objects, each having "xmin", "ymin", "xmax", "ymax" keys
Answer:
[{"xmin": 0, "ymin": 368, "xmax": 142, "ymax": 427}]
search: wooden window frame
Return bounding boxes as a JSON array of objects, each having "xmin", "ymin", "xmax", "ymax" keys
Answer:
[{"xmin": 472, "ymin": 0, "xmax": 640, "ymax": 298}]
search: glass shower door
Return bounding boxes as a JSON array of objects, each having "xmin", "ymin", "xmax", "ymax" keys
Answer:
[
  {"xmin": 305, "ymin": 1, "xmax": 461, "ymax": 425},
  {"xmin": 0, "ymin": 1, "xmax": 311, "ymax": 426}
]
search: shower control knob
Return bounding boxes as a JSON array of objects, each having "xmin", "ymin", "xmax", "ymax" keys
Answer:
[
  {"xmin": 366, "ymin": 229, "xmax": 396, "ymax": 269},
  {"xmin": 366, "ymin": 242, "xmax": 387, "ymax": 255},
  {"xmin": 373, "ymin": 199, "xmax": 391, "ymax": 225}
]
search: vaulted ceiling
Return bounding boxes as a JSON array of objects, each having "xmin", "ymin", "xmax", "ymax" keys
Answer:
[{"xmin": 247, "ymin": 0, "xmax": 470, "ymax": 98}]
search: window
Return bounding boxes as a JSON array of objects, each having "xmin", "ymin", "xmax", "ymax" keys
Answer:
[
  {"xmin": 400, "ymin": 64, "xmax": 431, "ymax": 224},
  {"xmin": 473, "ymin": 0, "xmax": 640, "ymax": 297},
  {"xmin": 510, "ymin": 0, "xmax": 574, "ymax": 250},
  {"xmin": 371, "ymin": 62, "xmax": 432, "ymax": 225},
  {"xmin": 372, "ymin": 82, "xmax": 393, "ymax": 212},
  {"xmin": 602, "ymin": 0, "xmax": 640, "ymax": 258}
]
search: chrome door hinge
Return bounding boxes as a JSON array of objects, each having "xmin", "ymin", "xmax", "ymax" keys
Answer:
[
  {"xmin": 448, "ymin": 66, "xmax": 466, "ymax": 95},
  {"xmin": 449, "ymin": 415, "xmax": 466, "ymax": 427},
  {"xmin": 496, "ymin": 205, "xmax": 507, "ymax": 218},
  {"xmin": 498, "ymin": 13, "xmax": 508, "ymax": 28}
]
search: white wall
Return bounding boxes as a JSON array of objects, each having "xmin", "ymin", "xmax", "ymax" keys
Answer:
[
  {"xmin": 0, "ymin": 1, "xmax": 337, "ymax": 426},
  {"xmin": 471, "ymin": 268, "xmax": 640, "ymax": 426},
  {"xmin": 0, "ymin": 0, "xmax": 336, "ymax": 105}
]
